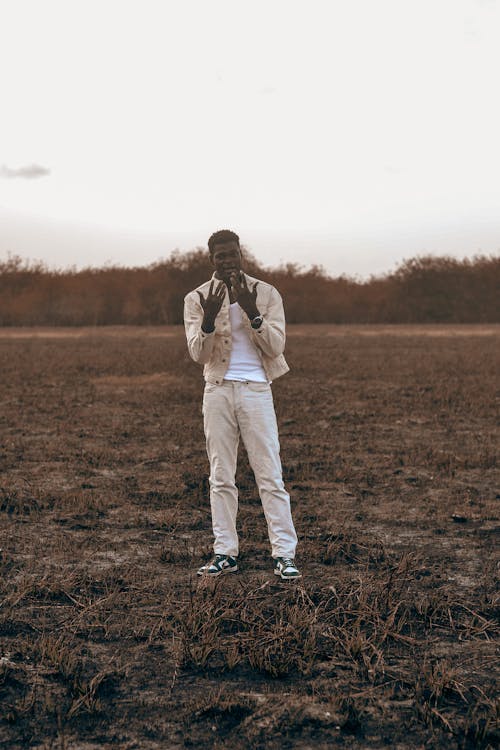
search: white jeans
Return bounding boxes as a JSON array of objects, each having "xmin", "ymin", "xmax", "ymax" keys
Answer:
[{"xmin": 202, "ymin": 380, "xmax": 298, "ymax": 559}]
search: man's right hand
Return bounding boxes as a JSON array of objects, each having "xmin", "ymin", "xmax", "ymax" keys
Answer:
[{"xmin": 197, "ymin": 280, "xmax": 226, "ymax": 332}]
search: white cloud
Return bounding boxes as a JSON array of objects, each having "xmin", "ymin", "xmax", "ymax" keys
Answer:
[{"xmin": 0, "ymin": 164, "xmax": 50, "ymax": 179}]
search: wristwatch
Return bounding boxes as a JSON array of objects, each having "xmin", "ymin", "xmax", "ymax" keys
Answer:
[{"xmin": 250, "ymin": 314, "xmax": 264, "ymax": 330}]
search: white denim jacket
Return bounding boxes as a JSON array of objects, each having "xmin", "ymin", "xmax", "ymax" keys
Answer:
[{"xmin": 183, "ymin": 273, "xmax": 290, "ymax": 384}]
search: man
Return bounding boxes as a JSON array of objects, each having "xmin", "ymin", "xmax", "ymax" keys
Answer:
[{"xmin": 183, "ymin": 229, "xmax": 301, "ymax": 580}]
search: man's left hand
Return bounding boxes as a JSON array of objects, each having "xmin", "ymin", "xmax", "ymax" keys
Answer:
[{"xmin": 230, "ymin": 273, "xmax": 259, "ymax": 319}]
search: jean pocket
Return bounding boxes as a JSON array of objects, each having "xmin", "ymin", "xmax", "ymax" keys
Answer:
[{"xmin": 246, "ymin": 382, "xmax": 271, "ymax": 393}]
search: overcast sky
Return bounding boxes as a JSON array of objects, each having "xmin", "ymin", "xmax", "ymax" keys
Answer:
[{"xmin": 1, "ymin": 0, "xmax": 499, "ymax": 277}]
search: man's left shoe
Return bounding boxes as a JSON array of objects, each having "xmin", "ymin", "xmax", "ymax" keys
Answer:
[{"xmin": 273, "ymin": 557, "xmax": 302, "ymax": 580}]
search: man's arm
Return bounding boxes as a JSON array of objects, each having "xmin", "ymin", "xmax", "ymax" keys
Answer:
[
  {"xmin": 184, "ymin": 280, "xmax": 226, "ymax": 363},
  {"xmin": 183, "ymin": 291, "xmax": 216, "ymax": 365},
  {"xmin": 250, "ymin": 286, "xmax": 286, "ymax": 358}
]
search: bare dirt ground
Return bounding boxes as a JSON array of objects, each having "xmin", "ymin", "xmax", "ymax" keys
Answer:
[{"xmin": 0, "ymin": 325, "xmax": 498, "ymax": 749}]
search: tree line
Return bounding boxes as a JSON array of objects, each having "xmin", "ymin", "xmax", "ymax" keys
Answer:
[{"xmin": 0, "ymin": 249, "xmax": 498, "ymax": 325}]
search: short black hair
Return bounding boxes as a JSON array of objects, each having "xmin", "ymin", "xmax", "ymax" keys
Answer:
[{"xmin": 208, "ymin": 229, "xmax": 240, "ymax": 256}]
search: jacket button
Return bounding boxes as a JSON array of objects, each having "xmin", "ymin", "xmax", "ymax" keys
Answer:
[{"xmin": 222, "ymin": 359, "xmax": 226, "ymax": 362}]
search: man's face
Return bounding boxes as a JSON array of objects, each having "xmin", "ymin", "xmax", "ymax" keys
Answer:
[{"xmin": 211, "ymin": 241, "xmax": 242, "ymax": 282}]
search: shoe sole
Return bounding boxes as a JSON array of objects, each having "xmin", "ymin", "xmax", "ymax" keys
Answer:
[
  {"xmin": 197, "ymin": 566, "xmax": 238, "ymax": 577},
  {"xmin": 274, "ymin": 569, "xmax": 302, "ymax": 580}
]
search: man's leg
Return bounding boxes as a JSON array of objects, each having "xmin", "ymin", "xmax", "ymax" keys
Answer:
[
  {"xmin": 235, "ymin": 382, "xmax": 298, "ymax": 559},
  {"xmin": 203, "ymin": 382, "xmax": 240, "ymax": 557}
]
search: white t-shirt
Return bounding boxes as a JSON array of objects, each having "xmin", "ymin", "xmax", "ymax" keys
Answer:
[{"xmin": 223, "ymin": 303, "xmax": 268, "ymax": 382}]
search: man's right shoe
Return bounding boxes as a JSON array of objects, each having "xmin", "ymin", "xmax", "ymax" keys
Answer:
[{"xmin": 197, "ymin": 554, "xmax": 238, "ymax": 577}]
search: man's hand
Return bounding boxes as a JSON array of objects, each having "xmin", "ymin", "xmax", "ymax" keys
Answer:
[
  {"xmin": 230, "ymin": 273, "xmax": 259, "ymax": 319},
  {"xmin": 197, "ymin": 280, "xmax": 226, "ymax": 332}
]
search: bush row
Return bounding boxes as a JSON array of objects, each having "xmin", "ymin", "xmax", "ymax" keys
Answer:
[{"xmin": 0, "ymin": 250, "xmax": 498, "ymax": 325}]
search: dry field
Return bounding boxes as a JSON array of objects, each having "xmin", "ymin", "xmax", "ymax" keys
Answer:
[{"xmin": 0, "ymin": 325, "xmax": 498, "ymax": 750}]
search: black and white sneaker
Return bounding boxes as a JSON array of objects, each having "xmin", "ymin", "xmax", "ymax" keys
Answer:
[
  {"xmin": 273, "ymin": 557, "xmax": 302, "ymax": 580},
  {"xmin": 197, "ymin": 555, "xmax": 238, "ymax": 577}
]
